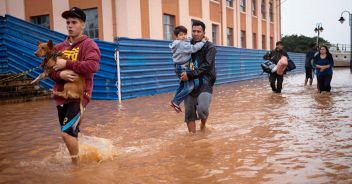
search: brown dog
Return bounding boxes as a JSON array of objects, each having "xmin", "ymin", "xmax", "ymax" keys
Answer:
[{"xmin": 32, "ymin": 40, "xmax": 85, "ymax": 122}]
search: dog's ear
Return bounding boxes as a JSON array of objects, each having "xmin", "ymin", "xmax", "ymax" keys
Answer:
[
  {"xmin": 47, "ymin": 40, "xmax": 53, "ymax": 49},
  {"xmin": 37, "ymin": 41, "xmax": 42, "ymax": 45}
]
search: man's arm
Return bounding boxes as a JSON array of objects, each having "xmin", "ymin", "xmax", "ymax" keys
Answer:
[
  {"xmin": 54, "ymin": 41, "xmax": 100, "ymax": 74},
  {"xmin": 187, "ymin": 44, "xmax": 216, "ymax": 80},
  {"xmin": 65, "ymin": 45, "xmax": 100, "ymax": 74}
]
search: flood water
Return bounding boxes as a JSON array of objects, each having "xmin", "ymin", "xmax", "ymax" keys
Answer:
[{"xmin": 0, "ymin": 68, "xmax": 351, "ymax": 184}]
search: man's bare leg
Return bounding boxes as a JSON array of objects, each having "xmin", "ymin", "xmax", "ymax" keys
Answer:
[
  {"xmin": 200, "ymin": 119, "xmax": 207, "ymax": 132},
  {"xmin": 62, "ymin": 133, "xmax": 79, "ymax": 165},
  {"xmin": 187, "ymin": 121, "xmax": 196, "ymax": 133}
]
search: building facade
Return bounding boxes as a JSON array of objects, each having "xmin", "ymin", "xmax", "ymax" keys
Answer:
[{"xmin": 0, "ymin": 0, "xmax": 281, "ymax": 49}]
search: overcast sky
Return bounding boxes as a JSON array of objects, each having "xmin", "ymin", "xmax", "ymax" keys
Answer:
[{"xmin": 281, "ymin": 0, "xmax": 351, "ymax": 45}]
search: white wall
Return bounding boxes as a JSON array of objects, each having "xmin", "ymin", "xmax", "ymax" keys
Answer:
[
  {"xmin": 52, "ymin": 0, "xmax": 69, "ymax": 34},
  {"xmin": 0, "ymin": 0, "xmax": 25, "ymax": 19},
  {"xmin": 102, "ymin": 0, "xmax": 113, "ymax": 41},
  {"xmin": 116, "ymin": 0, "xmax": 141, "ymax": 38}
]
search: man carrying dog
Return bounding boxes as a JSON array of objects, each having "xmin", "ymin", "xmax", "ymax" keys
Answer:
[
  {"xmin": 49, "ymin": 7, "xmax": 100, "ymax": 164},
  {"xmin": 180, "ymin": 20, "xmax": 216, "ymax": 133}
]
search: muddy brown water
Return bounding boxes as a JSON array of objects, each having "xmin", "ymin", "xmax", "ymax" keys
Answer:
[{"xmin": 0, "ymin": 68, "xmax": 351, "ymax": 184}]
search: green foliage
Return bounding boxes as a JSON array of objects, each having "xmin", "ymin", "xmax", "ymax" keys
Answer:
[{"xmin": 281, "ymin": 34, "xmax": 330, "ymax": 53}]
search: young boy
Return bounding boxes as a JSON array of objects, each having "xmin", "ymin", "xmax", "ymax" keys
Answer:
[{"xmin": 169, "ymin": 25, "xmax": 207, "ymax": 112}]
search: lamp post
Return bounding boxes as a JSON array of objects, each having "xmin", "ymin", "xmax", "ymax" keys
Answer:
[
  {"xmin": 338, "ymin": 10, "xmax": 352, "ymax": 72},
  {"xmin": 314, "ymin": 23, "xmax": 324, "ymax": 46}
]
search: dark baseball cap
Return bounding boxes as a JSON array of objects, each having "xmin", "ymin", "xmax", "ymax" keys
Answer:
[{"xmin": 61, "ymin": 7, "xmax": 86, "ymax": 22}]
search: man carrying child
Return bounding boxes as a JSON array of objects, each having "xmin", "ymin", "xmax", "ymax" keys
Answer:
[{"xmin": 169, "ymin": 25, "xmax": 207, "ymax": 112}]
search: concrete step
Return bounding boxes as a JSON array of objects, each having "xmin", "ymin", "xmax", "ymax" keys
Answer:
[{"xmin": 0, "ymin": 73, "xmax": 50, "ymax": 104}]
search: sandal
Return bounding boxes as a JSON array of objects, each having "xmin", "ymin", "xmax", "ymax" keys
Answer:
[{"xmin": 170, "ymin": 101, "xmax": 182, "ymax": 113}]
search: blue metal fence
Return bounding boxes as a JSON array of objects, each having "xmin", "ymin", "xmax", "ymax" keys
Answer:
[
  {"xmin": 0, "ymin": 15, "xmax": 118, "ymax": 100},
  {"xmin": 0, "ymin": 14, "xmax": 305, "ymax": 100},
  {"xmin": 117, "ymin": 37, "xmax": 305, "ymax": 99}
]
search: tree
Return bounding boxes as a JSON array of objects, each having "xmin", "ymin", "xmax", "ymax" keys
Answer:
[{"xmin": 281, "ymin": 34, "xmax": 330, "ymax": 53}]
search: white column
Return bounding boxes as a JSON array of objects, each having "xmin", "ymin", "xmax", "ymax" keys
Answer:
[
  {"xmin": 258, "ymin": 0, "xmax": 262, "ymax": 49},
  {"xmin": 116, "ymin": 0, "xmax": 141, "ymax": 38},
  {"xmin": 236, "ymin": 0, "xmax": 241, "ymax": 47},
  {"xmin": 246, "ymin": 0, "xmax": 252, "ymax": 48},
  {"xmin": 1, "ymin": 0, "xmax": 25, "ymax": 19},
  {"xmin": 266, "ymin": 0, "xmax": 270, "ymax": 49},
  {"xmin": 102, "ymin": 0, "xmax": 113, "ymax": 41},
  {"xmin": 221, "ymin": 0, "xmax": 227, "ymax": 46},
  {"xmin": 0, "ymin": 1, "xmax": 6, "ymax": 16},
  {"xmin": 52, "ymin": 0, "xmax": 69, "ymax": 34},
  {"xmin": 202, "ymin": 0, "xmax": 212, "ymax": 41},
  {"xmin": 273, "ymin": 0, "xmax": 277, "ymax": 43},
  {"xmin": 148, "ymin": 0, "xmax": 162, "ymax": 39},
  {"xmin": 179, "ymin": 0, "xmax": 191, "ymax": 32}
]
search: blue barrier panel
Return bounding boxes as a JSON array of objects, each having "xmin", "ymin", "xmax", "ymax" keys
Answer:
[
  {"xmin": 0, "ymin": 16, "xmax": 8, "ymax": 74},
  {"xmin": 0, "ymin": 15, "xmax": 118, "ymax": 100},
  {"xmin": 117, "ymin": 37, "xmax": 305, "ymax": 99},
  {"xmin": 0, "ymin": 15, "xmax": 305, "ymax": 101}
]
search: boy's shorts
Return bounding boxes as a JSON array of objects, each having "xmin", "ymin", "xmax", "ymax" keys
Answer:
[{"xmin": 57, "ymin": 102, "xmax": 82, "ymax": 137}]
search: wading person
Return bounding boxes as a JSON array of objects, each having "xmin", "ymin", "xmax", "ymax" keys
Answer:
[
  {"xmin": 49, "ymin": 7, "xmax": 100, "ymax": 164},
  {"xmin": 180, "ymin": 20, "xmax": 216, "ymax": 133},
  {"xmin": 169, "ymin": 25, "xmax": 207, "ymax": 112},
  {"xmin": 305, "ymin": 44, "xmax": 316, "ymax": 86},
  {"xmin": 263, "ymin": 41, "xmax": 289, "ymax": 93},
  {"xmin": 313, "ymin": 45, "xmax": 334, "ymax": 93}
]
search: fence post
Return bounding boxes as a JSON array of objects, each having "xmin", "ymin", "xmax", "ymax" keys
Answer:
[{"xmin": 114, "ymin": 49, "xmax": 122, "ymax": 105}]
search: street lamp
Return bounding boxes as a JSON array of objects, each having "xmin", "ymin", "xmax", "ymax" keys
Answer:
[
  {"xmin": 314, "ymin": 23, "xmax": 324, "ymax": 46},
  {"xmin": 338, "ymin": 10, "xmax": 352, "ymax": 72}
]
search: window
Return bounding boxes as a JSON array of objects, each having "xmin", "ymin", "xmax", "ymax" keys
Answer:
[
  {"xmin": 262, "ymin": 35, "xmax": 266, "ymax": 49},
  {"xmin": 31, "ymin": 15, "xmax": 50, "ymax": 29},
  {"xmin": 227, "ymin": 27, "xmax": 233, "ymax": 46},
  {"xmin": 252, "ymin": 33, "xmax": 257, "ymax": 49},
  {"xmin": 226, "ymin": 0, "xmax": 233, "ymax": 7},
  {"xmin": 212, "ymin": 24, "xmax": 219, "ymax": 45},
  {"xmin": 83, "ymin": 8, "xmax": 99, "ymax": 39},
  {"xmin": 269, "ymin": 1, "xmax": 273, "ymax": 22},
  {"xmin": 240, "ymin": 0, "xmax": 246, "ymax": 12},
  {"xmin": 252, "ymin": 0, "xmax": 256, "ymax": 16},
  {"xmin": 163, "ymin": 14, "xmax": 175, "ymax": 40},
  {"xmin": 240, "ymin": 31, "xmax": 246, "ymax": 48},
  {"xmin": 261, "ymin": 0, "xmax": 266, "ymax": 19},
  {"xmin": 270, "ymin": 36, "xmax": 274, "ymax": 49}
]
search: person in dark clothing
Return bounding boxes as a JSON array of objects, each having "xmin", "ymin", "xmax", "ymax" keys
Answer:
[
  {"xmin": 313, "ymin": 45, "xmax": 334, "ymax": 92},
  {"xmin": 305, "ymin": 44, "xmax": 317, "ymax": 86},
  {"xmin": 263, "ymin": 41, "xmax": 289, "ymax": 93},
  {"xmin": 180, "ymin": 20, "xmax": 216, "ymax": 133}
]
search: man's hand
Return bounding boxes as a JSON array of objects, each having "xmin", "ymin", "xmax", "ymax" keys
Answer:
[
  {"xmin": 59, "ymin": 70, "xmax": 78, "ymax": 82},
  {"xmin": 53, "ymin": 58, "xmax": 67, "ymax": 71},
  {"xmin": 180, "ymin": 72, "xmax": 188, "ymax": 81},
  {"xmin": 203, "ymin": 35, "xmax": 209, "ymax": 41}
]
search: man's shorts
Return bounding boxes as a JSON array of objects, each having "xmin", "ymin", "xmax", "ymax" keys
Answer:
[{"xmin": 57, "ymin": 102, "xmax": 82, "ymax": 137}]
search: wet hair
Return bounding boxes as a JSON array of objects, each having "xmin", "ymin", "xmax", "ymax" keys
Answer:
[
  {"xmin": 174, "ymin": 26, "xmax": 187, "ymax": 36},
  {"xmin": 276, "ymin": 41, "xmax": 283, "ymax": 46},
  {"xmin": 192, "ymin": 20, "xmax": 206, "ymax": 32}
]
